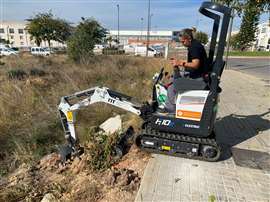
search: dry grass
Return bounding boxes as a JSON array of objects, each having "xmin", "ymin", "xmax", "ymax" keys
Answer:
[{"xmin": 0, "ymin": 53, "xmax": 169, "ymax": 176}]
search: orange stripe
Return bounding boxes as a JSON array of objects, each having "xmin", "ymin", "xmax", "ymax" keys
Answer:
[{"xmin": 177, "ymin": 110, "xmax": 202, "ymax": 119}]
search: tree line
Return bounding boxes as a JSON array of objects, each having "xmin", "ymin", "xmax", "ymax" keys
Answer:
[
  {"xmin": 25, "ymin": 0, "xmax": 269, "ymax": 63},
  {"xmin": 213, "ymin": 0, "xmax": 269, "ymax": 50}
]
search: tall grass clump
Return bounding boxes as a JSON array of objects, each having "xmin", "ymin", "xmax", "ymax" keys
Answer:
[{"xmin": 0, "ymin": 53, "xmax": 168, "ymax": 175}]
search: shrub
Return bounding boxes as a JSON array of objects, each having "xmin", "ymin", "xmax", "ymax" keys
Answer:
[
  {"xmin": 86, "ymin": 131, "xmax": 121, "ymax": 171},
  {"xmin": 67, "ymin": 18, "xmax": 107, "ymax": 63},
  {"xmin": 30, "ymin": 68, "xmax": 46, "ymax": 76},
  {"xmin": 7, "ymin": 69, "xmax": 27, "ymax": 80}
]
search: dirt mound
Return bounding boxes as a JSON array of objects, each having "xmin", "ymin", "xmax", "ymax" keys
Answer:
[{"xmin": 0, "ymin": 147, "xmax": 150, "ymax": 202}]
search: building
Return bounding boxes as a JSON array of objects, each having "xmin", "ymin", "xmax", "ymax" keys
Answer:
[
  {"xmin": 0, "ymin": 21, "xmax": 179, "ymax": 48},
  {"xmin": 254, "ymin": 22, "xmax": 270, "ymax": 50},
  {"xmin": 0, "ymin": 21, "xmax": 65, "ymax": 48},
  {"xmin": 109, "ymin": 30, "xmax": 173, "ymax": 45}
]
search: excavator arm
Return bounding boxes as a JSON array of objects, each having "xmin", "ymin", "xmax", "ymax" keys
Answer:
[{"xmin": 58, "ymin": 86, "xmax": 142, "ymax": 148}]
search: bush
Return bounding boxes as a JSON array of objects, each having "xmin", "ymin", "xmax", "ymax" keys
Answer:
[
  {"xmin": 67, "ymin": 18, "xmax": 107, "ymax": 63},
  {"xmin": 30, "ymin": 68, "xmax": 46, "ymax": 76},
  {"xmin": 86, "ymin": 131, "xmax": 121, "ymax": 171},
  {"xmin": 102, "ymin": 48, "xmax": 125, "ymax": 55},
  {"xmin": 7, "ymin": 69, "xmax": 27, "ymax": 80}
]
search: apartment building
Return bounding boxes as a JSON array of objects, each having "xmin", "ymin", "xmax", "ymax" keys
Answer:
[
  {"xmin": 109, "ymin": 30, "xmax": 173, "ymax": 45},
  {"xmin": 255, "ymin": 22, "xmax": 270, "ymax": 49},
  {"xmin": 0, "ymin": 21, "xmax": 65, "ymax": 48}
]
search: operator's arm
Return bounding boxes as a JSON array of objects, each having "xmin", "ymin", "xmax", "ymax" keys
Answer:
[{"xmin": 178, "ymin": 59, "xmax": 200, "ymax": 69}]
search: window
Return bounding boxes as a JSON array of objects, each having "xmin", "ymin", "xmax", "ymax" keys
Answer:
[
  {"xmin": 0, "ymin": 28, "xmax": 4, "ymax": 33},
  {"xmin": 20, "ymin": 42, "xmax": 24, "ymax": 45},
  {"xmin": 20, "ymin": 35, "xmax": 23, "ymax": 40},
  {"xmin": 9, "ymin": 28, "xmax": 14, "ymax": 33},
  {"xmin": 10, "ymin": 35, "xmax": 14, "ymax": 39},
  {"xmin": 18, "ymin": 29, "xmax": 24, "ymax": 34}
]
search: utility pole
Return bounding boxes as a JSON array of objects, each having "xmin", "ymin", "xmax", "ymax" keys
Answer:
[
  {"xmin": 117, "ymin": 4, "xmax": 120, "ymax": 44},
  {"xmin": 146, "ymin": 0, "xmax": 150, "ymax": 57},
  {"xmin": 140, "ymin": 17, "xmax": 144, "ymax": 41},
  {"xmin": 150, "ymin": 13, "xmax": 153, "ymax": 32},
  {"xmin": 225, "ymin": 9, "xmax": 235, "ymax": 70}
]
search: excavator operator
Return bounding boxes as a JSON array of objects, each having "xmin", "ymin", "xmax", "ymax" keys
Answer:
[{"xmin": 165, "ymin": 28, "xmax": 208, "ymax": 113}]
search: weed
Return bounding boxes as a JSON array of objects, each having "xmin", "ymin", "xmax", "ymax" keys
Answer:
[
  {"xmin": 86, "ymin": 130, "xmax": 121, "ymax": 171},
  {"xmin": 30, "ymin": 68, "xmax": 46, "ymax": 76},
  {"xmin": 7, "ymin": 69, "xmax": 27, "ymax": 80}
]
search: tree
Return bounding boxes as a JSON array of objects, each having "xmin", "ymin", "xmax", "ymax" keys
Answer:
[
  {"xmin": 194, "ymin": 31, "xmax": 209, "ymax": 45},
  {"xmin": 26, "ymin": 12, "xmax": 72, "ymax": 47},
  {"xmin": 211, "ymin": 0, "xmax": 244, "ymax": 16},
  {"xmin": 67, "ymin": 18, "xmax": 107, "ymax": 63},
  {"xmin": 230, "ymin": 33, "xmax": 241, "ymax": 50},
  {"xmin": 236, "ymin": 0, "xmax": 261, "ymax": 50}
]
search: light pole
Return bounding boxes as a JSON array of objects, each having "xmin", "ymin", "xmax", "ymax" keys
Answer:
[
  {"xmin": 149, "ymin": 13, "xmax": 153, "ymax": 32},
  {"xmin": 225, "ymin": 9, "xmax": 235, "ymax": 70},
  {"xmin": 146, "ymin": 0, "xmax": 151, "ymax": 57},
  {"xmin": 117, "ymin": 4, "xmax": 120, "ymax": 44},
  {"xmin": 140, "ymin": 17, "xmax": 144, "ymax": 41}
]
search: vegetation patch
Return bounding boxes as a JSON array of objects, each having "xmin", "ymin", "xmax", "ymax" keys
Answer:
[
  {"xmin": 29, "ymin": 68, "xmax": 46, "ymax": 76},
  {"xmin": 7, "ymin": 69, "xmax": 27, "ymax": 80},
  {"xmin": 228, "ymin": 51, "xmax": 270, "ymax": 57}
]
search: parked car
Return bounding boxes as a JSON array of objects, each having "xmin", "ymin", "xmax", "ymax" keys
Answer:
[
  {"xmin": 135, "ymin": 46, "xmax": 161, "ymax": 57},
  {"xmin": 266, "ymin": 44, "xmax": 270, "ymax": 52},
  {"xmin": 0, "ymin": 47, "xmax": 18, "ymax": 56},
  {"xmin": 123, "ymin": 45, "xmax": 135, "ymax": 54},
  {"xmin": 31, "ymin": 47, "xmax": 51, "ymax": 56},
  {"xmin": 93, "ymin": 44, "xmax": 104, "ymax": 54},
  {"xmin": 257, "ymin": 46, "xmax": 266, "ymax": 51}
]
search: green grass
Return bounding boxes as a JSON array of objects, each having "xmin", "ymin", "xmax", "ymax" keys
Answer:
[{"xmin": 228, "ymin": 51, "xmax": 270, "ymax": 57}]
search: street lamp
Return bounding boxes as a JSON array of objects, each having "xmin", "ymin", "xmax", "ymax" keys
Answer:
[
  {"xmin": 149, "ymin": 13, "xmax": 153, "ymax": 32},
  {"xmin": 225, "ymin": 9, "xmax": 235, "ymax": 70},
  {"xmin": 146, "ymin": 0, "xmax": 151, "ymax": 57},
  {"xmin": 140, "ymin": 17, "xmax": 144, "ymax": 41},
  {"xmin": 117, "ymin": 4, "xmax": 120, "ymax": 44}
]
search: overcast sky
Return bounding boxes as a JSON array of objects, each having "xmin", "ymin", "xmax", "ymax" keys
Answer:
[{"xmin": 1, "ymin": 0, "xmax": 269, "ymax": 35}]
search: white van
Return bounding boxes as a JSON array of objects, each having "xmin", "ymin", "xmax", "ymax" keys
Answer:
[
  {"xmin": 266, "ymin": 44, "xmax": 270, "ymax": 52},
  {"xmin": 93, "ymin": 44, "xmax": 104, "ymax": 54},
  {"xmin": 123, "ymin": 45, "xmax": 135, "ymax": 54},
  {"xmin": 135, "ymin": 46, "xmax": 160, "ymax": 57},
  {"xmin": 0, "ymin": 47, "xmax": 18, "ymax": 56},
  {"xmin": 31, "ymin": 47, "xmax": 50, "ymax": 56}
]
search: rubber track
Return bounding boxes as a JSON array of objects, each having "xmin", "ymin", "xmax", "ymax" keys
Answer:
[{"xmin": 136, "ymin": 123, "xmax": 221, "ymax": 162}]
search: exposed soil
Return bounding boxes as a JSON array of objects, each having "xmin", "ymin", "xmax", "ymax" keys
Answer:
[{"xmin": 0, "ymin": 145, "xmax": 150, "ymax": 202}]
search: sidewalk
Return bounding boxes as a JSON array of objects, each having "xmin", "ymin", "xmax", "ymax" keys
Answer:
[{"xmin": 135, "ymin": 70, "xmax": 270, "ymax": 202}]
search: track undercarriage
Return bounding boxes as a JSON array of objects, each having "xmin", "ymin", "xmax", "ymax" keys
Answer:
[{"xmin": 136, "ymin": 122, "xmax": 221, "ymax": 162}]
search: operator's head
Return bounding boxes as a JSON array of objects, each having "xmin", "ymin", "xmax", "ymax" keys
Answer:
[{"xmin": 179, "ymin": 28, "xmax": 193, "ymax": 47}]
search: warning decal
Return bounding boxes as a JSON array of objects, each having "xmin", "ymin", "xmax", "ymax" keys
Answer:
[{"xmin": 176, "ymin": 90, "xmax": 209, "ymax": 121}]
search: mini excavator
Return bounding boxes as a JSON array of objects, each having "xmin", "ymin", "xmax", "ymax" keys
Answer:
[{"xmin": 58, "ymin": 2, "xmax": 231, "ymax": 162}]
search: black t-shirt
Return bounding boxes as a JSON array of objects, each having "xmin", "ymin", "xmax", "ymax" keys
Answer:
[{"xmin": 186, "ymin": 39, "xmax": 208, "ymax": 79}]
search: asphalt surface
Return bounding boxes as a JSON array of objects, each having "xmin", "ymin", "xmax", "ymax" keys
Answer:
[{"xmin": 226, "ymin": 57, "xmax": 270, "ymax": 81}]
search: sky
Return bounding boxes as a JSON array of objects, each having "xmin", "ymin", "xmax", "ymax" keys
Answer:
[{"xmin": 1, "ymin": 0, "xmax": 269, "ymax": 35}]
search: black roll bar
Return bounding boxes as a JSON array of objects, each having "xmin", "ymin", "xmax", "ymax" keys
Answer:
[{"xmin": 199, "ymin": 2, "xmax": 231, "ymax": 76}]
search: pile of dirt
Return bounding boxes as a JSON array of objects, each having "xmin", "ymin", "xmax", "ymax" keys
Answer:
[{"xmin": 0, "ymin": 146, "xmax": 150, "ymax": 202}]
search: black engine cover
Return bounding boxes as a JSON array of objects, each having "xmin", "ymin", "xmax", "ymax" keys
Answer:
[{"xmin": 150, "ymin": 92, "xmax": 217, "ymax": 138}]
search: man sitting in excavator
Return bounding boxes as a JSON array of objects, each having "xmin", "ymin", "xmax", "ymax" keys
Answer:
[{"xmin": 165, "ymin": 28, "xmax": 209, "ymax": 113}]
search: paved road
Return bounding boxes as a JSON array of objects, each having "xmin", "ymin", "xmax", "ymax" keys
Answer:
[
  {"xmin": 226, "ymin": 57, "xmax": 270, "ymax": 81},
  {"xmin": 136, "ymin": 70, "xmax": 270, "ymax": 202}
]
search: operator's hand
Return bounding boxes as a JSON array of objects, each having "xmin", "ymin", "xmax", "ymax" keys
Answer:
[
  {"xmin": 169, "ymin": 58, "xmax": 178, "ymax": 67},
  {"xmin": 169, "ymin": 58, "xmax": 186, "ymax": 67},
  {"xmin": 177, "ymin": 59, "xmax": 186, "ymax": 66}
]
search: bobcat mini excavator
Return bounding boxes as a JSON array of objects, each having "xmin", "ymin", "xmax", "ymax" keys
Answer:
[{"xmin": 58, "ymin": 2, "xmax": 231, "ymax": 162}]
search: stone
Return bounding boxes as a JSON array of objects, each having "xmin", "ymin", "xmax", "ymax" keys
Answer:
[
  {"xmin": 99, "ymin": 115, "xmax": 122, "ymax": 135},
  {"xmin": 41, "ymin": 193, "xmax": 57, "ymax": 202}
]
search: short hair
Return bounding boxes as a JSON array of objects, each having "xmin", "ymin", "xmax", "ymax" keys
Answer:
[{"xmin": 179, "ymin": 28, "xmax": 194, "ymax": 40}]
